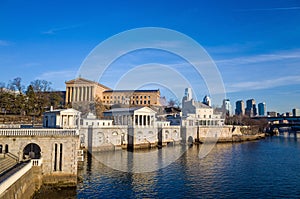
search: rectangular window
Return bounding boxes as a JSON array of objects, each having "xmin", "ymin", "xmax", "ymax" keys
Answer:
[
  {"xmin": 54, "ymin": 144, "xmax": 57, "ymax": 171},
  {"xmin": 148, "ymin": 100, "xmax": 150, "ymax": 104},
  {"xmin": 59, "ymin": 143, "xmax": 63, "ymax": 171}
]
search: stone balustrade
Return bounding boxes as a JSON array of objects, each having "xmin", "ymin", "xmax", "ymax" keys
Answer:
[
  {"xmin": 31, "ymin": 158, "xmax": 43, "ymax": 166},
  {"xmin": 0, "ymin": 129, "xmax": 79, "ymax": 137}
]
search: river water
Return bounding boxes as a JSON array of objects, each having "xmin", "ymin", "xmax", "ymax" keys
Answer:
[{"xmin": 36, "ymin": 136, "xmax": 300, "ymax": 198}]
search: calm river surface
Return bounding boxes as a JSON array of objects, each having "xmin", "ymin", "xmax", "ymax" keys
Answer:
[{"xmin": 36, "ymin": 136, "xmax": 300, "ymax": 198}]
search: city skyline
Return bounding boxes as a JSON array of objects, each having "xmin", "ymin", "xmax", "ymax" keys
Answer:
[{"xmin": 0, "ymin": 1, "xmax": 300, "ymax": 113}]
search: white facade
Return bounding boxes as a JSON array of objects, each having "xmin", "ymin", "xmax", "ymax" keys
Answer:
[
  {"xmin": 43, "ymin": 108, "xmax": 80, "ymax": 129},
  {"xmin": 103, "ymin": 107, "xmax": 156, "ymax": 127},
  {"xmin": 181, "ymin": 88, "xmax": 224, "ymax": 127},
  {"xmin": 80, "ymin": 112, "xmax": 113, "ymax": 128}
]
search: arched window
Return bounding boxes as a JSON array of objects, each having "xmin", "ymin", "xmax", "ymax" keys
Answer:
[
  {"xmin": 112, "ymin": 131, "xmax": 118, "ymax": 136},
  {"xmin": 98, "ymin": 132, "xmax": 105, "ymax": 144},
  {"xmin": 137, "ymin": 131, "xmax": 143, "ymax": 141},
  {"xmin": 173, "ymin": 130, "xmax": 178, "ymax": 137},
  {"xmin": 0, "ymin": 144, "xmax": 2, "ymax": 153},
  {"xmin": 165, "ymin": 131, "xmax": 169, "ymax": 139}
]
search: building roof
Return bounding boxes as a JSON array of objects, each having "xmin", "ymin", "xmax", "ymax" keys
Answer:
[
  {"xmin": 194, "ymin": 101, "xmax": 211, "ymax": 109},
  {"xmin": 44, "ymin": 108, "xmax": 80, "ymax": 114},
  {"xmin": 103, "ymin": 89, "xmax": 159, "ymax": 93},
  {"xmin": 65, "ymin": 77, "xmax": 111, "ymax": 90},
  {"xmin": 103, "ymin": 106, "xmax": 156, "ymax": 114}
]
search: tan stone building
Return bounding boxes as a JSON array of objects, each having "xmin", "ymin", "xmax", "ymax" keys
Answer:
[
  {"xmin": 65, "ymin": 77, "xmax": 110, "ymax": 105},
  {"xmin": 65, "ymin": 78, "xmax": 161, "ymax": 107},
  {"xmin": 102, "ymin": 90, "xmax": 161, "ymax": 106}
]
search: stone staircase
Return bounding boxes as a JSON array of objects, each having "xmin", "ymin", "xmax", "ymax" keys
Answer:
[{"xmin": 0, "ymin": 153, "xmax": 18, "ymax": 175}]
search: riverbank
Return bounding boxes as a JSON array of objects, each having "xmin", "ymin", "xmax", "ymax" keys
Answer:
[
  {"xmin": 197, "ymin": 133, "xmax": 266, "ymax": 143},
  {"xmin": 32, "ymin": 185, "xmax": 76, "ymax": 199},
  {"xmin": 52, "ymin": 136, "xmax": 300, "ymax": 198}
]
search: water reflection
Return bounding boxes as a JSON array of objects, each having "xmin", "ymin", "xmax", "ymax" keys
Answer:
[
  {"xmin": 37, "ymin": 137, "xmax": 300, "ymax": 198},
  {"xmin": 89, "ymin": 145, "xmax": 189, "ymax": 173}
]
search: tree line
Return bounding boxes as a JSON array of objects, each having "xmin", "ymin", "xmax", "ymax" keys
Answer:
[{"xmin": 0, "ymin": 77, "xmax": 64, "ymax": 116}]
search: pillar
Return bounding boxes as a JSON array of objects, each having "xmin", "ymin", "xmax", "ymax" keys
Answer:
[
  {"xmin": 145, "ymin": 115, "xmax": 148, "ymax": 127},
  {"xmin": 66, "ymin": 87, "xmax": 69, "ymax": 104},
  {"xmin": 90, "ymin": 86, "xmax": 93, "ymax": 101}
]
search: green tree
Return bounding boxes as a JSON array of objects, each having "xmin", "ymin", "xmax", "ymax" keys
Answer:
[{"xmin": 25, "ymin": 85, "xmax": 37, "ymax": 116}]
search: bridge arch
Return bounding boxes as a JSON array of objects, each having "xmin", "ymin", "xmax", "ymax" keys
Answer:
[{"xmin": 23, "ymin": 143, "xmax": 41, "ymax": 159}]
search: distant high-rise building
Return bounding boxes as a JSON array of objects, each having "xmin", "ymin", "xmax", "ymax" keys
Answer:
[
  {"xmin": 258, "ymin": 102, "xmax": 266, "ymax": 116},
  {"xmin": 222, "ymin": 99, "xmax": 232, "ymax": 116},
  {"xmin": 292, "ymin": 108, "xmax": 300, "ymax": 117},
  {"xmin": 235, "ymin": 100, "xmax": 245, "ymax": 115},
  {"xmin": 245, "ymin": 99, "xmax": 257, "ymax": 117},
  {"xmin": 203, "ymin": 95, "xmax": 211, "ymax": 107},
  {"xmin": 184, "ymin": 88, "xmax": 192, "ymax": 101}
]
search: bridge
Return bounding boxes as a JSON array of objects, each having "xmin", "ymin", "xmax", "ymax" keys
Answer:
[{"xmin": 252, "ymin": 116, "xmax": 300, "ymax": 132}]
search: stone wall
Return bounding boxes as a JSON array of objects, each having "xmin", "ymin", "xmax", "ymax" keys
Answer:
[
  {"xmin": 181, "ymin": 125, "xmax": 242, "ymax": 142},
  {"xmin": 0, "ymin": 166, "xmax": 42, "ymax": 199},
  {"xmin": 80, "ymin": 125, "xmax": 181, "ymax": 151},
  {"xmin": 0, "ymin": 134, "xmax": 79, "ymax": 186}
]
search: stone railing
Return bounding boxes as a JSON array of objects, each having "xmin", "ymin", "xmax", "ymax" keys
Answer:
[
  {"xmin": 31, "ymin": 158, "xmax": 43, "ymax": 166},
  {"xmin": 0, "ymin": 129, "xmax": 79, "ymax": 137}
]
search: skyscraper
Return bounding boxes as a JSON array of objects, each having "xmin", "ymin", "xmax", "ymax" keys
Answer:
[
  {"xmin": 292, "ymin": 108, "xmax": 300, "ymax": 117},
  {"xmin": 246, "ymin": 99, "xmax": 257, "ymax": 117},
  {"xmin": 184, "ymin": 88, "xmax": 192, "ymax": 101},
  {"xmin": 258, "ymin": 102, "xmax": 266, "ymax": 116},
  {"xmin": 235, "ymin": 100, "xmax": 245, "ymax": 115},
  {"xmin": 222, "ymin": 99, "xmax": 232, "ymax": 116}
]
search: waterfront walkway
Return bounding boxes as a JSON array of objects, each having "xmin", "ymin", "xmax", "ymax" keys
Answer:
[{"xmin": 0, "ymin": 161, "xmax": 30, "ymax": 184}]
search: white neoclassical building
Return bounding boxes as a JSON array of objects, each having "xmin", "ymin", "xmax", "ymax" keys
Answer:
[
  {"xmin": 43, "ymin": 108, "xmax": 81, "ymax": 129},
  {"xmin": 181, "ymin": 88, "xmax": 224, "ymax": 127},
  {"xmin": 103, "ymin": 107, "xmax": 156, "ymax": 127},
  {"xmin": 102, "ymin": 107, "xmax": 181, "ymax": 148}
]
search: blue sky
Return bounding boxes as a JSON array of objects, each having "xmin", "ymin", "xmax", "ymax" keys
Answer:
[{"xmin": 0, "ymin": 0, "xmax": 300, "ymax": 113}]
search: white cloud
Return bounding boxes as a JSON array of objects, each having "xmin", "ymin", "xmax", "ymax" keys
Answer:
[
  {"xmin": 216, "ymin": 49, "xmax": 300, "ymax": 66},
  {"xmin": 37, "ymin": 70, "xmax": 76, "ymax": 80},
  {"xmin": 227, "ymin": 75, "xmax": 300, "ymax": 93},
  {"xmin": 42, "ymin": 24, "xmax": 82, "ymax": 35}
]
